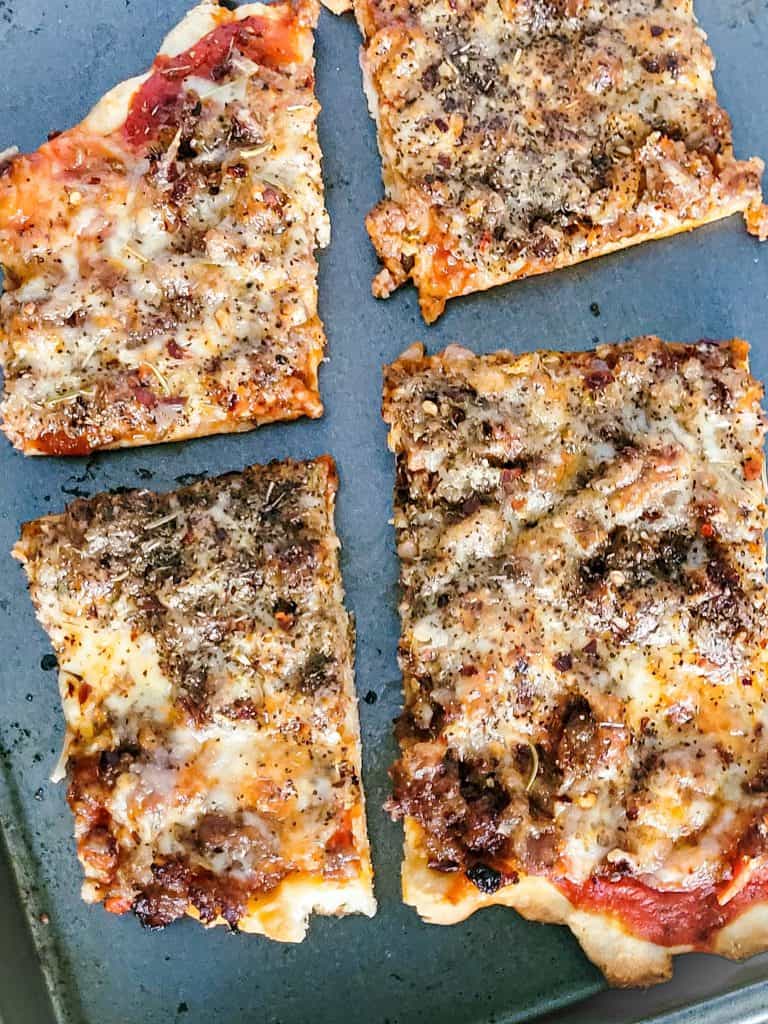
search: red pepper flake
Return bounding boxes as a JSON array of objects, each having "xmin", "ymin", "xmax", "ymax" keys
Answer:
[
  {"xmin": 553, "ymin": 653, "xmax": 573, "ymax": 672},
  {"xmin": 262, "ymin": 186, "xmax": 283, "ymax": 209},
  {"xmin": 78, "ymin": 682, "xmax": 92, "ymax": 705},
  {"xmin": 500, "ymin": 466, "xmax": 523, "ymax": 490},
  {"xmin": 275, "ymin": 610, "xmax": 296, "ymax": 631},
  {"xmin": 584, "ymin": 359, "xmax": 614, "ymax": 391},
  {"xmin": 743, "ymin": 455, "xmax": 763, "ymax": 481},
  {"xmin": 132, "ymin": 384, "xmax": 158, "ymax": 409},
  {"xmin": 461, "ymin": 664, "xmax": 478, "ymax": 677},
  {"xmin": 166, "ymin": 339, "xmax": 187, "ymax": 359},
  {"xmin": 700, "ymin": 522, "xmax": 715, "ymax": 538}
]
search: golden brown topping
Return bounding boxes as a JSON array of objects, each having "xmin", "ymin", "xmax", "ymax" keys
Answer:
[
  {"xmin": 356, "ymin": 0, "xmax": 766, "ymax": 320},
  {"xmin": 0, "ymin": 2, "xmax": 328, "ymax": 454},
  {"xmin": 384, "ymin": 336, "xmax": 768, "ymax": 902},
  {"xmin": 14, "ymin": 457, "xmax": 375, "ymax": 936}
]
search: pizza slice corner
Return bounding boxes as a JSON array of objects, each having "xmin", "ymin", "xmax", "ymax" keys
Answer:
[
  {"xmin": 0, "ymin": 0, "xmax": 328, "ymax": 454},
  {"xmin": 357, "ymin": 0, "xmax": 767, "ymax": 322}
]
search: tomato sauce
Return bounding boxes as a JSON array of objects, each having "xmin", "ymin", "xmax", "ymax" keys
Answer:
[
  {"xmin": 557, "ymin": 863, "xmax": 768, "ymax": 948},
  {"xmin": 123, "ymin": 14, "xmax": 303, "ymax": 146},
  {"xmin": 325, "ymin": 814, "xmax": 356, "ymax": 858},
  {"xmin": 429, "ymin": 238, "xmax": 477, "ymax": 300},
  {"xmin": 33, "ymin": 428, "xmax": 97, "ymax": 456}
]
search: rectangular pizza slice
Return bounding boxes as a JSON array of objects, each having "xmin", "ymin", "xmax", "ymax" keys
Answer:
[
  {"xmin": 383, "ymin": 337, "xmax": 768, "ymax": 985},
  {"xmin": 14, "ymin": 457, "xmax": 376, "ymax": 938},
  {"xmin": 353, "ymin": 0, "xmax": 768, "ymax": 322},
  {"xmin": 0, "ymin": 0, "xmax": 328, "ymax": 455}
]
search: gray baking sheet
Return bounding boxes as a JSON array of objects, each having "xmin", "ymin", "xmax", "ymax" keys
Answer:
[{"xmin": 0, "ymin": 2, "xmax": 767, "ymax": 1022}]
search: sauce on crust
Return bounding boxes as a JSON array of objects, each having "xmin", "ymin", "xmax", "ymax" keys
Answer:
[
  {"xmin": 14, "ymin": 458, "xmax": 375, "ymax": 937},
  {"xmin": 124, "ymin": 14, "xmax": 305, "ymax": 146},
  {"xmin": 558, "ymin": 864, "xmax": 768, "ymax": 949},
  {"xmin": 383, "ymin": 337, "xmax": 768, "ymax": 977},
  {"xmin": 0, "ymin": 1, "xmax": 327, "ymax": 455}
]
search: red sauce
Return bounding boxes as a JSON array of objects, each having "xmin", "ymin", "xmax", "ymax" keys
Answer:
[
  {"xmin": 326, "ymin": 822, "xmax": 355, "ymax": 857},
  {"xmin": 33, "ymin": 429, "xmax": 96, "ymax": 456},
  {"xmin": 557, "ymin": 863, "xmax": 768, "ymax": 948},
  {"xmin": 123, "ymin": 14, "xmax": 303, "ymax": 147},
  {"xmin": 104, "ymin": 896, "xmax": 133, "ymax": 916},
  {"xmin": 428, "ymin": 233, "xmax": 477, "ymax": 300},
  {"xmin": 324, "ymin": 810, "xmax": 359, "ymax": 878}
]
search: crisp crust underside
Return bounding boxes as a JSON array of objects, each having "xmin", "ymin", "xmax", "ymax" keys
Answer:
[{"xmin": 385, "ymin": 338, "xmax": 768, "ymax": 986}]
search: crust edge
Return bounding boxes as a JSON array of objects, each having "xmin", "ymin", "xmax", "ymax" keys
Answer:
[
  {"xmin": 367, "ymin": 186, "xmax": 765, "ymax": 324},
  {"xmin": 400, "ymin": 801, "xmax": 768, "ymax": 987}
]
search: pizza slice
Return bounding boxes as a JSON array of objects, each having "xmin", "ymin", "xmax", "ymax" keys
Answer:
[
  {"xmin": 352, "ymin": 0, "xmax": 767, "ymax": 322},
  {"xmin": 383, "ymin": 337, "xmax": 768, "ymax": 985},
  {"xmin": 14, "ymin": 457, "xmax": 376, "ymax": 938},
  {"xmin": 0, "ymin": 0, "xmax": 328, "ymax": 455}
]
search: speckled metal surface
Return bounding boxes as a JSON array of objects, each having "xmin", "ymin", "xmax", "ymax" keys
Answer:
[{"xmin": 0, "ymin": 2, "xmax": 766, "ymax": 1023}]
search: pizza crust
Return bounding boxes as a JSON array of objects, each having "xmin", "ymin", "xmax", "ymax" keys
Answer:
[
  {"xmin": 320, "ymin": 0, "xmax": 354, "ymax": 13},
  {"xmin": 354, "ymin": 0, "xmax": 767, "ymax": 321},
  {"xmin": 384, "ymin": 336, "xmax": 768, "ymax": 986},
  {"xmin": 200, "ymin": 872, "xmax": 377, "ymax": 942},
  {"xmin": 0, "ymin": 0, "xmax": 328, "ymax": 454},
  {"xmin": 366, "ymin": 176, "xmax": 763, "ymax": 324},
  {"xmin": 714, "ymin": 903, "xmax": 768, "ymax": 961}
]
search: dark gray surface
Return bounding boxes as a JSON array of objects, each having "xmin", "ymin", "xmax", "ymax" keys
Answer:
[{"xmin": 0, "ymin": 2, "xmax": 767, "ymax": 1023}]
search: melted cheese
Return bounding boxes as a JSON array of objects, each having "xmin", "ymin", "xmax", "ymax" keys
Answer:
[
  {"xmin": 384, "ymin": 337, "xmax": 768, "ymax": 908},
  {"xmin": 14, "ymin": 458, "xmax": 375, "ymax": 937},
  {"xmin": 0, "ymin": 0, "xmax": 328, "ymax": 454},
  {"xmin": 354, "ymin": 0, "xmax": 766, "ymax": 320}
]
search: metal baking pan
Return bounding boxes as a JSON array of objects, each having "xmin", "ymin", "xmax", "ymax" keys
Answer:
[{"xmin": 0, "ymin": 1, "xmax": 767, "ymax": 1022}]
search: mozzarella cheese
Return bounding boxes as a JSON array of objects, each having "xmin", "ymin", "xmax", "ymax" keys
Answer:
[
  {"xmin": 383, "ymin": 337, "xmax": 768, "ymax": 981},
  {"xmin": 14, "ymin": 458, "xmax": 376, "ymax": 938},
  {"xmin": 0, "ymin": 0, "xmax": 328, "ymax": 455},
  {"xmin": 353, "ymin": 0, "xmax": 767, "ymax": 321}
]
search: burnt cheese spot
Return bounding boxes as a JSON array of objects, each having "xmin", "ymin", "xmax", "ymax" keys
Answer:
[{"xmin": 466, "ymin": 862, "xmax": 503, "ymax": 893}]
